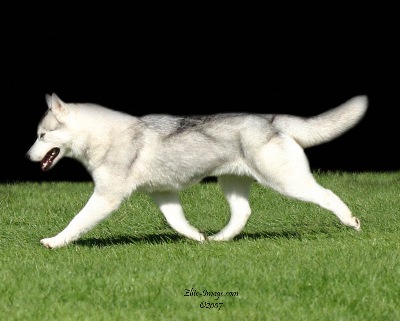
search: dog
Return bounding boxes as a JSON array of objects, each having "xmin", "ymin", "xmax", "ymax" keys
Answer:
[{"xmin": 26, "ymin": 93, "xmax": 367, "ymax": 248}]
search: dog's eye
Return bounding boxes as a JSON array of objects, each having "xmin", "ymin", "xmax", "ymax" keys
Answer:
[{"xmin": 39, "ymin": 133, "xmax": 45, "ymax": 139}]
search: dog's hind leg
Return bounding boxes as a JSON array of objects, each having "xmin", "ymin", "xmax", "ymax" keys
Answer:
[
  {"xmin": 253, "ymin": 134, "xmax": 361, "ymax": 231},
  {"xmin": 208, "ymin": 176, "xmax": 253, "ymax": 241},
  {"xmin": 151, "ymin": 191, "xmax": 206, "ymax": 241}
]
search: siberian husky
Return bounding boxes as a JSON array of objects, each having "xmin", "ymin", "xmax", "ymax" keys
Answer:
[{"xmin": 26, "ymin": 93, "xmax": 367, "ymax": 248}]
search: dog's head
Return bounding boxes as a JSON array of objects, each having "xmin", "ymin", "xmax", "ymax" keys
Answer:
[{"xmin": 26, "ymin": 93, "xmax": 72, "ymax": 171}]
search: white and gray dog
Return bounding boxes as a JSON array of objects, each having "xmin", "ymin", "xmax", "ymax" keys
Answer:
[{"xmin": 26, "ymin": 93, "xmax": 367, "ymax": 248}]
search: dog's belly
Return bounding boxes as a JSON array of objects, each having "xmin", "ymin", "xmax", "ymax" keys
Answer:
[
  {"xmin": 210, "ymin": 160, "xmax": 254, "ymax": 177},
  {"xmin": 135, "ymin": 159, "xmax": 253, "ymax": 193}
]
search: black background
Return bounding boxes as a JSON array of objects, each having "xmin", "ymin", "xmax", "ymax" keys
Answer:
[{"xmin": 3, "ymin": 12, "xmax": 399, "ymax": 182}]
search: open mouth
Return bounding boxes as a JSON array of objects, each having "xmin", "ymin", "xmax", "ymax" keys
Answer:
[{"xmin": 40, "ymin": 148, "xmax": 60, "ymax": 171}]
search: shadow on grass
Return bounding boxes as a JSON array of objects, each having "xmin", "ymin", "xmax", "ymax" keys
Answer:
[
  {"xmin": 236, "ymin": 230, "xmax": 304, "ymax": 240},
  {"xmin": 76, "ymin": 233, "xmax": 184, "ymax": 247},
  {"xmin": 75, "ymin": 229, "xmax": 320, "ymax": 247}
]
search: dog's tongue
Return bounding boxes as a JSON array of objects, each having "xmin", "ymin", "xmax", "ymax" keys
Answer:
[{"xmin": 41, "ymin": 148, "xmax": 60, "ymax": 171}]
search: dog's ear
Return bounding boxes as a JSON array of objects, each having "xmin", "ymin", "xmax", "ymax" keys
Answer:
[
  {"xmin": 45, "ymin": 93, "xmax": 53, "ymax": 108},
  {"xmin": 45, "ymin": 93, "xmax": 68, "ymax": 121}
]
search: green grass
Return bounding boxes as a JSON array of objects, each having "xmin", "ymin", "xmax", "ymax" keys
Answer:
[{"xmin": 1, "ymin": 172, "xmax": 400, "ymax": 320}]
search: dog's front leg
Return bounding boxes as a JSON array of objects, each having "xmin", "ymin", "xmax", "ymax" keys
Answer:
[
  {"xmin": 40, "ymin": 192, "xmax": 123, "ymax": 249},
  {"xmin": 151, "ymin": 191, "xmax": 206, "ymax": 241}
]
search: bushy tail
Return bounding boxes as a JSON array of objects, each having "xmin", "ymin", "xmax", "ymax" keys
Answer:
[{"xmin": 272, "ymin": 95, "xmax": 368, "ymax": 148}]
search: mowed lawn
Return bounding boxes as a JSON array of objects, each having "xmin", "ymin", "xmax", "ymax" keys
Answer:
[{"xmin": 1, "ymin": 172, "xmax": 399, "ymax": 321}]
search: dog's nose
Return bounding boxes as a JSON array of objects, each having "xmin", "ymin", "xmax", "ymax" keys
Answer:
[{"xmin": 25, "ymin": 152, "xmax": 31, "ymax": 160}]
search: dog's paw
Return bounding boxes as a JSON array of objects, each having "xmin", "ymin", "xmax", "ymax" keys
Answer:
[
  {"xmin": 40, "ymin": 238, "xmax": 56, "ymax": 249},
  {"xmin": 40, "ymin": 237, "xmax": 65, "ymax": 249},
  {"xmin": 353, "ymin": 217, "xmax": 361, "ymax": 231},
  {"xmin": 195, "ymin": 232, "xmax": 206, "ymax": 242},
  {"xmin": 207, "ymin": 234, "xmax": 231, "ymax": 241}
]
